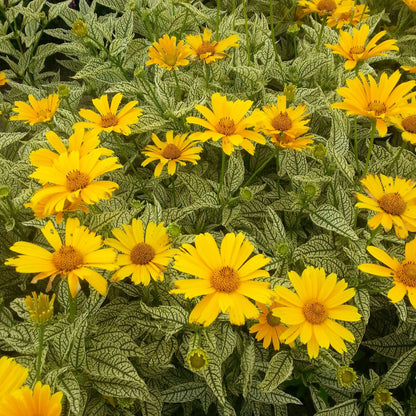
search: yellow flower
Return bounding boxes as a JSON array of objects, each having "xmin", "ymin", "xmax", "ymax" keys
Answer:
[
  {"xmin": 105, "ymin": 219, "xmax": 176, "ymax": 285},
  {"xmin": 327, "ymin": 1, "xmax": 369, "ymax": 29},
  {"xmin": 0, "ymin": 357, "xmax": 28, "ymax": 405},
  {"xmin": 146, "ymin": 34, "xmax": 192, "ymax": 70},
  {"xmin": 332, "ymin": 71, "xmax": 416, "ymax": 137},
  {"xmin": 0, "ymin": 72, "xmax": 9, "ymax": 86},
  {"xmin": 358, "ymin": 238, "xmax": 416, "ymax": 308},
  {"xmin": 355, "ymin": 174, "xmax": 416, "ymax": 239},
  {"xmin": 249, "ymin": 301, "xmax": 289, "ymax": 350},
  {"xmin": 26, "ymin": 138, "xmax": 121, "ymax": 221},
  {"xmin": 74, "ymin": 93, "xmax": 142, "ymax": 136},
  {"xmin": 0, "ymin": 382, "xmax": 62, "ymax": 416},
  {"xmin": 326, "ymin": 25, "xmax": 398, "ymax": 70},
  {"xmin": 273, "ymin": 266, "xmax": 361, "ymax": 359},
  {"xmin": 141, "ymin": 130, "xmax": 203, "ymax": 176},
  {"xmin": 403, "ymin": 0, "xmax": 416, "ymax": 12},
  {"xmin": 10, "ymin": 94, "xmax": 60, "ymax": 125},
  {"xmin": 171, "ymin": 232, "xmax": 272, "ymax": 327},
  {"xmin": 336, "ymin": 366, "xmax": 357, "ymax": 386},
  {"xmin": 298, "ymin": 0, "xmax": 344, "ymax": 16},
  {"xmin": 389, "ymin": 99, "xmax": 416, "ymax": 144},
  {"xmin": 25, "ymin": 292, "xmax": 55, "ymax": 325},
  {"xmin": 187, "ymin": 93, "xmax": 266, "ymax": 155},
  {"xmin": 185, "ymin": 28, "xmax": 239, "ymax": 63},
  {"xmin": 5, "ymin": 217, "xmax": 117, "ymax": 298},
  {"xmin": 374, "ymin": 387, "xmax": 393, "ymax": 406},
  {"xmin": 402, "ymin": 65, "xmax": 416, "ymax": 73}
]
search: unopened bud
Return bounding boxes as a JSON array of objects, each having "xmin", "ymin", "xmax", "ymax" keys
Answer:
[
  {"xmin": 167, "ymin": 222, "xmax": 181, "ymax": 237},
  {"xmin": 336, "ymin": 366, "xmax": 357, "ymax": 387},
  {"xmin": 25, "ymin": 292, "xmax": 55, "ymax": 325},
  {"xmin": 374, "ymin": 387, "xmax": 392, "ymax": 406},
  {"xmin": 57, "ymin": 84, "xmax": 70, "ymax": 99},
  {"xmin": 240, "ymin": 187, "xmax": 253, "ymax": 201},
  {"xmin": 72, "ymin": 19, "xmax": 88, "ymax": 37},
  {"xmin": 187, "ymin": 348, "xmax": 208, "ymax": 372}
]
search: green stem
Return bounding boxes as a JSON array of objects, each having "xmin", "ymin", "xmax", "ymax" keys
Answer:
[
  {"xmin": 1, "ymin": 7, "xmax": 24, "ymax": 55},
  {"xmin": 269, "ymin": 0, "xmax": 278, "ymax": 59},
  {"xmin": 65, "ymin": 97, "xmax": 78, "ymax": 123},
  {"xmin": 353, "ymin": 115, "xmax": 360, "ymax": 174},
  {"xmin": 216, "ymin": 0, "xmax": 221, "ymax": 41},
  {"xmin": 204, "ymin": 63, "xmax": 210, "ymax": 90},
  {"xmin": 35, "ymin": 324, "xmax": 45, "ymax": 382},
  {"xmin": 243, "ymin": 152, "xmax": 275, "ymax": 187},
  {"xmin": 242, "ymin": 0, "xmax": 251, "ymax": 65},
  {"xmin": 218, "ymin": 152, "xmax": 227, "ymax": 197},
  {"xmin": 276, "ymin": 148, "xmax": 281, "ymax": 198},
  {"xmin": 367, "ymin": 225, "xmax": 380, "ymax": 246},
  {"xmin": 69, "ymin": 291, "xmax": 77, "ymax": 324},
  {"xmin": 386, "ymin": 141, "xmax": 406, "ymax": 175},
  {"xmin": 171, "ymin": 175, "xmax": 177, "ymax": 206},
  {"xmin": 113, "ymin": 134, "xmax": 151, "ymax": 198},
  {"xmin": 363, "ymin": 120, "xmax": 376, "ymax": 177},
  {"xmin": 173, "ymin": 70, "xmax": 182, "ymax": 101},
  {"xmin": 316, "ymin": 16, "xmax": 327, "ymax": 53}
]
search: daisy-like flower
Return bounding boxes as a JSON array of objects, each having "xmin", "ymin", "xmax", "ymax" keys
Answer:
[
  {"xmin": 146, "ymin": 34, "xmax": 192, "ymax": 71},
  {"xmin": 5, "ymin": 217, "xmax": 118, "ymax": 298},
  {"xmin": 170, "ymin": 232, "xmax": 272, "ymax": 327},
  {"xmin": 186, "ymin": 28, "xmax": 239, "ymax": 64},
  {"xmin": 273, "ymin": 266, "xmax": 361, "ymax": 359},
  {"xmin": 10, "ymin": 94, "xmax": 60, "ymax": 125},
  {"xmin": 355, "ymin": 174, "xmax": 416, "ymax": 239},
  {"xmin": 249, "ymin": 301, "xmax": 289, "ymax": 350},
  {"xmin": 29, "ymin": 128, "xmax": 109, "ymax": 169},
  {"xmin": 332, "ymin": 71, "xmax": 416, "ymax": 137},
  {"xmin": 141, "ymin": 130, "xmax": 203, "ymax": 176},
  {"xmin": 0, "ymin": 382, "xmax": 62, "ymax": 416},
  {"xmin": 0, "ymin": 357, "xmax": 28, "ymax": 404},
  {"xmin": 358, "ymin": 237, "xmax": 416, "ymax": 308},
  {"xmin": 187, "ymin": 93, "xmax": 266, "ymax": 155},
  {"xmin": 26, "ymin": 142, "xmax": 121, "ymax": 220},
  {"xmin": 389, "ymin": 99, "xmax": 416, "ymax": 144},
  {"xmin": 0, "ymin": 72, "xmax": 9, "ymax": 86},
  {"xmin": 403, "ymin": 0, "xmax": 416, "ymax": 12},
  {"xmin": 298, "ymin": 0, "xmax": 344, "ymax": 16},
  {"xmin": 402, "ymin": 65, "xmax": 416, "ymax": 73},
  {"xmin": 327, "ymin": 1, "xmax": 369, "ymax": 29},
  {"xmin": 105, "ymin": 219, "xmax": 177, "ymax": 285},
  {"xmin": 74, "ymin": 93, "xmax": 142, "ymax": 136},
  {"xmin": 326, "ymin": 25, "xmax": 398, "ymax": 70}
]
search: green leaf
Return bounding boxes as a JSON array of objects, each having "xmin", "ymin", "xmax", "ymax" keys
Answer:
[
  {"xmin": 83, "ymin": 397, "xmax": 107, "ymax": 416},
  {"xmin": 4, "ymin": 323, "xmax": 37, "ymax": 354},
  {"xmin": 293, "ymin": 234, "xmax": 336, "ymax": 261},
  {"xmin": 329, "ymin": 111, "xmax": 349, "ymax": 156},
  {"xmin": 335, "ymin": 186, "xmax": 354, "ymax": 227},
  {"xmin": 365, "ymin": 400, "xmax": 383, "ymax": 416},
  {"xmin": 354, "ymin": 289, "xmax": 370, "ymax": 325},
  {"xmin": 266, "ymin": 206, "xmax": 286, "ymax": 241},
  {"xmin": 115, "ymin": 10, "xmax": 133, "ymax": 40},
  {"xmin": 387, "ymin": 397, "xmax": 406, "ymax": 416},
  {"xmin": 57, "ymin": 370, "xmax": 82, "ymax": 415},
  {"xmin": 200, "ymin": 351, "xmax": 226, "ymax": 406},
  {"xmin": 363, "ymin": 333, "xmax": 414, "ymax": 358},
  {"xmin": 310, "ymin": 204, "xmax": 358, "ymax": 240},
  {"xmin": 260, "ymin": 351, "xmax": 293, "ymax": 393},
  {"xmin": 91, "ymin": 377, "xmax": 149, "ymax": 400},
  {"xmin": 282, "ymin": 149, "xmax": 308, "ymax": 176},
  {"xmin": 140, "ymin": 302, "xmax": 188, "ymax": 334},
  {"xmin": 161, "ymin": 383, "xmax": 207, "ymax": 403},
  {"xmin": 140, "ymin": 388, "xmax": 163, "ymax": 416},
  {"xmin": 139, "ymin": 337, "xmax": 178, "ymax": 368},
  {"xmin": 382, "ymin": 346, "xmax": 416, "ymax": 389},
  {"xmin": 241, "ymin": 338, "xmax": 255, "ymax": 398},
  {"xmin": 247, "ymin": 385, "xmax": 302, "ymax": 405},
  {"xmin": 315, "ymin": 399, "xmax": 360, "ymax": 416},
  {"xmin": 225, "ymin": 151, "xmax": 245, "ymax": 193},
  {"xmin": 69, "ymin": 318, "xmax": 88, "ymax": 370},
  {"xmin": 0, "ymin": 133, "xmax": 27, "ymax": 150},
  {"xmin": 309, "ymin": 386, "xmax": 327, "ymax": 412}
]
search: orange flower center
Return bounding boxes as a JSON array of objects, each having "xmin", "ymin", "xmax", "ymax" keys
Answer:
[
  {"xmin": 53, "ymin": 245, "xmax": 83, "ymax": 272},
  {"xmin": 266, "ymin": 311, "xmax": 281, "ymax": 327},
  {"xmin": 210, "ymin": 266, "xmax": 240, "ymax": 293},
  {"xmin": 130, "ymin": 242, "xmax": 155, "ymax": 265},
  {"xmin": 367, "ymin": 101, "xmax": 386, "ymax": 116},
  {"xmin": 402, "ymin": 115, "xmax": 416, "ymax": 134},
  {"xmin": 196, "ymin": 41, "xmax": 216, "ymax": 57},
  {"xmin": 349, "ymin": 45, "xmax": 365, "ymax": 55},
  {"xmin": 66, "ymin": 170, "xmax": 90, "ymax": 192},
  {"xmin": 317, "ymin": 0, "xmax": 337, "ymax": 13},
  {"xmin": 378, "ymin": 192, "xmax": 406, "ymax": 215},
  {"xmin": 396, "ymin": 262, "xmax": 416, "ymax": 287},
  {"xmin": 271, "ymin": 112, "xmax": 292, "ymax": 131},
  {"xmin": 303, "ymin": 302, "xmax": 327, "ymax": 324},
  {"xmin": 101, "ymin": 113, "xmax": 118, "ymax": 128},
  {"xmin": 37, "ymin": 109, "xmax": 53, "ymax": 122},
  {"xmin": 164, "ymin": 54, "xmax": 177, "ymax": 67},
  {"xmin": 162, "ymin": 143, "xmax": 181, "ymax": 159},
  {"xmin": 217, "ymin": 117, "xmax": 236, "ymax": 136}
]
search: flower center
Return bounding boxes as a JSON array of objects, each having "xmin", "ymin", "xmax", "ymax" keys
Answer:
[
  {"xmin": 266, "ymin": 311, "xmax": 281, "ymax": 327},
  {"xmin": 52, "ymin": 245, "xmax": 83, "ymax": 272},
  {"xmin": 349, "ymin": 45, "xmax": 365, "ymax": 55},
  {"xmin": 66, "ymin": 170, "xmax": 90, "ymax": 192},
  {"xmin": 162, "ymin": 143, "xmax": 181, "ymax": 159},
  {"xmin": 196, "ymin": 41, "xmax": 217, "ymax": 57},
  {"xmin": 217, "ymin": 117, "xmax": 236, "ymax": 136},
  {"xmin": 317, "ymin": 0, "xmax": 337, "ymax": 13},
  {"xmin": 402, "ymin": 115, "xmax": 416, "ymax": 134},
  {"xmin": 37, "ymin": 109, "xmax": 53, "ymax": 122},
  {"xmin": 100, "ymin": 113, "xmax": 118, "ymax": 128},
  {"xmin": 378, "ymin": 192, "xmax": 406, "ymax": 215},
  {"xmin": 164, "ymin": 54, "xmax": 177, "ymax": 67},
  {"xmin": 367, "ymin": 101, "xmax": 387, "ymax": 116},
  {"xmin": 130, "ymin": 242, "xmax": 155, "ymax": 265},
  {"xmin": 303, "ymin": 302, "xmax": 327, "ymax": 324},
  {"xmin": 396, "ymin": 262, "xmax": 416, "ymax": 287},
  {"xmin": 210, "ymin": 266, "xmax": 240, "ymax": 293},
  {"xmin": 271, "ymin": 112, "xmax": 292, "ymax": 131}
]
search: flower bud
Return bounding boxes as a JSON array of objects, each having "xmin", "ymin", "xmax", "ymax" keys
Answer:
[
  {"xmin": 312, "ymin": 143, "xmax": 327, "ymax": 158},
  {"xmin": 374, "ymin": 387, "xmax": 392, "ymax": 406},
  {"xmin": 283, "ymin": 84, "xmax": 296, "ymax": 102},
  {"xmin": 167, "ymin": 222, "xmax": 181, "ymax": 237},
  {"xmin": 274, "ymin": 241, "xmax": 290, "ymax": 258},
  {"xmin": 336, "ymin": 366, "xmax": 357, "ymax": 387},
  {"xmin": 240, "ymin": 187, "xmax": 253, "ymax": 201},
  {"xmin": 187, "ymin": 348, "xmax": 208, "ymax": 372},
  {"xmin": 25, "ymin": 292, "xmax": 55, "ymax": 325},
  {"xmin": 57, "ymin": 84, "xmax": 70, "ymax": 99},
  {"xmin": 287, "ymin": 24, "xmax": 300, "ymax": 35},
  {"xmin": 72, "ymin": 19, "xmax": 88, "ymax": 37},
  {"xmin": 0, "ymin": 185, "xmax": 10, "ymax": 198}
]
